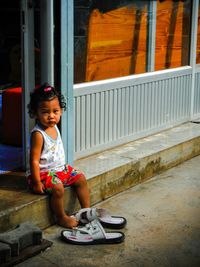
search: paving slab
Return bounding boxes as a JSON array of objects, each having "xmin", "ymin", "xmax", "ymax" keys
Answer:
[
  {"xmin": 0, "ymin": 243, "xmax": 11, "ymax": 264},
  {"xmin": 0, "ymin": 223, "xmax": 53, "ymax": 266},
  {"xmin": 1, "ymin": 239, "xmax": 53, "ymax": 267},
  {"xmin": 0, "ymin": 223, "xmax": 42, "ymax": 257}
]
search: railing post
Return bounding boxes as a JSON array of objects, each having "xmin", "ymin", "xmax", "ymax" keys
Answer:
[
  {"xmin": 147, "ymin": 0, "xmax": 157, "ymax": 72},
  {"xmin": 190, "ymin": 0, "xmax": 199, "ymax": 120},
  {"xmin": 60, "ymin": 0, "xmax": 74, "ymax": 165},
  {"xmin": 21, "ymin": 0, "xmax": 35, "ymax": 170},
  {"xmin": 40, "ymin": 0, "xmax": 54, "ymax": 85}
]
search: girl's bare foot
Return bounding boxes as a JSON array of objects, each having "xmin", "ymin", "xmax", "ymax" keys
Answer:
[{"xmin": 57, "ymin": 215, "xmax": 78, "ymax": 228}]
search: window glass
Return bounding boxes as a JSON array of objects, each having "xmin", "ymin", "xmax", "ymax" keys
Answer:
[
  {"xmin": 155, "ymin": 0, "xmax": 192, "ymax": 70},
  {"xmin": 196, "ymin": 1, "xmax": 200, "ymax": 64},
  {"xmin": 74, "ymin": 1, "xmax": 149, "ymax": 83}
]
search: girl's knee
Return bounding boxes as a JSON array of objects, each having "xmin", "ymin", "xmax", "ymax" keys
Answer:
[
  {"xmin": 52, "ymin": 183, "xmax": 64, "ymax": 197},
  {"xmin": 74, "ymin": 174, "xmax": 87, "ymax": 187}
]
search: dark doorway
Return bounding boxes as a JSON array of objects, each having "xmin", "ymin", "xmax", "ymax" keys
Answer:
[{"xmin": 0, "ymin": 1, "xmax": 23, "ymax": 174}]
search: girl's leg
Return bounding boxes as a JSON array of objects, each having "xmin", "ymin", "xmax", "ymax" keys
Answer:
[
  {"xmin": 73, "ymin": 174, "xmax": 90, "ymax": 208},
  {"xmin": 51, "ymin": 183, "xmax": 78, "ymax": 228}
]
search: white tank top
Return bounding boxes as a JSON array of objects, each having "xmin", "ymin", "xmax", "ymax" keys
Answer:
[{"xmin": 31, "ymin": 124, "xmax": 66, "ymax": 172}]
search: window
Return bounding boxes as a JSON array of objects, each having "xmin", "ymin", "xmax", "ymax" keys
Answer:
[
  {"xmin": 74, "ymin": 0, "xmax": 192, "ymax": 84},
  {"xmin": 155, "ymin": 0, "xmax": 192, "ymax": 70},
  {"xmin": 196, "ymin": 0, "xmax": 200, "ymax": 64},
  {"xmin": 74, "ymin": 1, "xmax": 149, "ymax": 83}
]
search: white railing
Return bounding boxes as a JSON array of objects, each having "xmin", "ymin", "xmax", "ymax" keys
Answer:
[
  {"xmin": 74, "ymin": 66, "xmax": 193, "ymax": 159},
  {"xmin": 194, "ymin": 68, "xmax": 200, "ymax": 118}
]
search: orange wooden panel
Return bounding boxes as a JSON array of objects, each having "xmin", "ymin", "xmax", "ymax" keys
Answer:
[
  {"xmin": 86, "ymin": 6, "xmax": 147, "ymax": 82},
  {"xmin": 196, "ymin": 9, "xmax": 200, "ymax": 64},
  {"xmin": 155, "ymin": 0, "xmax": 185, "ymax": 70}
]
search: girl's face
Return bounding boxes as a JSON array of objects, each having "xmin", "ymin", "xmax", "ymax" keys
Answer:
[{"xmin": 35, "ymin": 97, "xmax": 62, "ymax": 128}]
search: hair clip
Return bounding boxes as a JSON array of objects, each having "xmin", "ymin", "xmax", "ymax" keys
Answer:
[{"xmin": 44, "ymin": 86, "xmax": 52, "ymax": 92}]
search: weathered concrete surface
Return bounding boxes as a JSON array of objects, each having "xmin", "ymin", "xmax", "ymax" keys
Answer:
[
  {"xmin": 1, "ymin": 122, "xmax": 200, "ymax": 233},
  {"xmin": 16, "ymin": 154, "xmax": 200, "ymax": 267}
]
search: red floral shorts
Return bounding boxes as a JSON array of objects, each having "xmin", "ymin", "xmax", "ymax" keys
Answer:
[{"xmin": 28, "ymin": 164, "xmax": 83, "ymax": 194}]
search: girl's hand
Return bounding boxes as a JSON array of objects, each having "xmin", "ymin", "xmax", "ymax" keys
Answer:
[{"xmin": 33, "ymin": 181, "xmax": 45, "ymax": 194}]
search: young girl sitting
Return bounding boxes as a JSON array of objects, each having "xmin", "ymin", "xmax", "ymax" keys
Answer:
[{"xmin": 27, "ymin": 83, "xmax": 90, "ymax": 228}]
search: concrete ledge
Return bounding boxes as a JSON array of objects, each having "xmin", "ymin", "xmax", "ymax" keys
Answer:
[
  {"xmin": 0, "ymin": 122, "xmax": 200, "ymax": 232},
  {"xmin": 76, "ymin": 122, "xmax": 200, "ymax": 204}
]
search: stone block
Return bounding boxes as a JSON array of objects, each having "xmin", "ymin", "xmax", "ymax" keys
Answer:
[
  {"xmin": 0, "ymin": 222, "xmax": 42, "ymax": 257},
  {"xmin": 0, "ymin": 242, "xmax": 11, "ymax": 263}
]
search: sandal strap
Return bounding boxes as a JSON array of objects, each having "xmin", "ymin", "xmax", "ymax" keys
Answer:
[
  {"xmin": 75, "ymin": 208, "xmax": 99, "ymax": 223},
  {"xmin": 85, "ymin": 208, "xmax": 99, "ymax": 221},
  {"xmin": 72, "ymin": 220, "xmax": 106, "ymax": 240},
  {"xmin": 75, "ymin": 208, "xmax": 91, "ymax": 223},
  {"xmin": 75, "ymin": 207, "xmax": 113, "ymax": 223}
]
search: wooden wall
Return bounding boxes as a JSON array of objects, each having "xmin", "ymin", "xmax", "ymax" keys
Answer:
[
  {"xmin": 155, "ymin": 0, "xmax": 191, "ymax": 70},
  {"xmin": 196, "ymin": 7, "xmax": 200, "ymax": 64},
  {"xmin": 85, "ymin": 5, "xmax": 147, "ymax": 82},
  {"xmin": 74, "ymin": 0, "xmax": 192, "ymax": 83}
]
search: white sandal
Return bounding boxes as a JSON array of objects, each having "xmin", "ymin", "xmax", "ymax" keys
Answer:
[
  {"xmin": 61, "ymin": 219, "xmax": 125, "ymax": 245},
  {"xmin": 75, "ymin": 208, "xmax": 127, "ymax": 229}
]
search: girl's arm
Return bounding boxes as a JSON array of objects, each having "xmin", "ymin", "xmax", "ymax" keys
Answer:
[{"xmin": 30, "ymin": 131, "xmax": 44, "ymax": 194}]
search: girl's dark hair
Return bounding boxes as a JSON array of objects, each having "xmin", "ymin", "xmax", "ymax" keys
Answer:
[{"xmin": 27, "ymin": 82, "xmax": 66, "ymax": 118}]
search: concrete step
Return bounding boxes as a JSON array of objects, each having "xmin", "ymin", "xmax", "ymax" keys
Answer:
[{"xmin": 1, "ymin": 122, "xmax": 200, "ymax": 233}]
